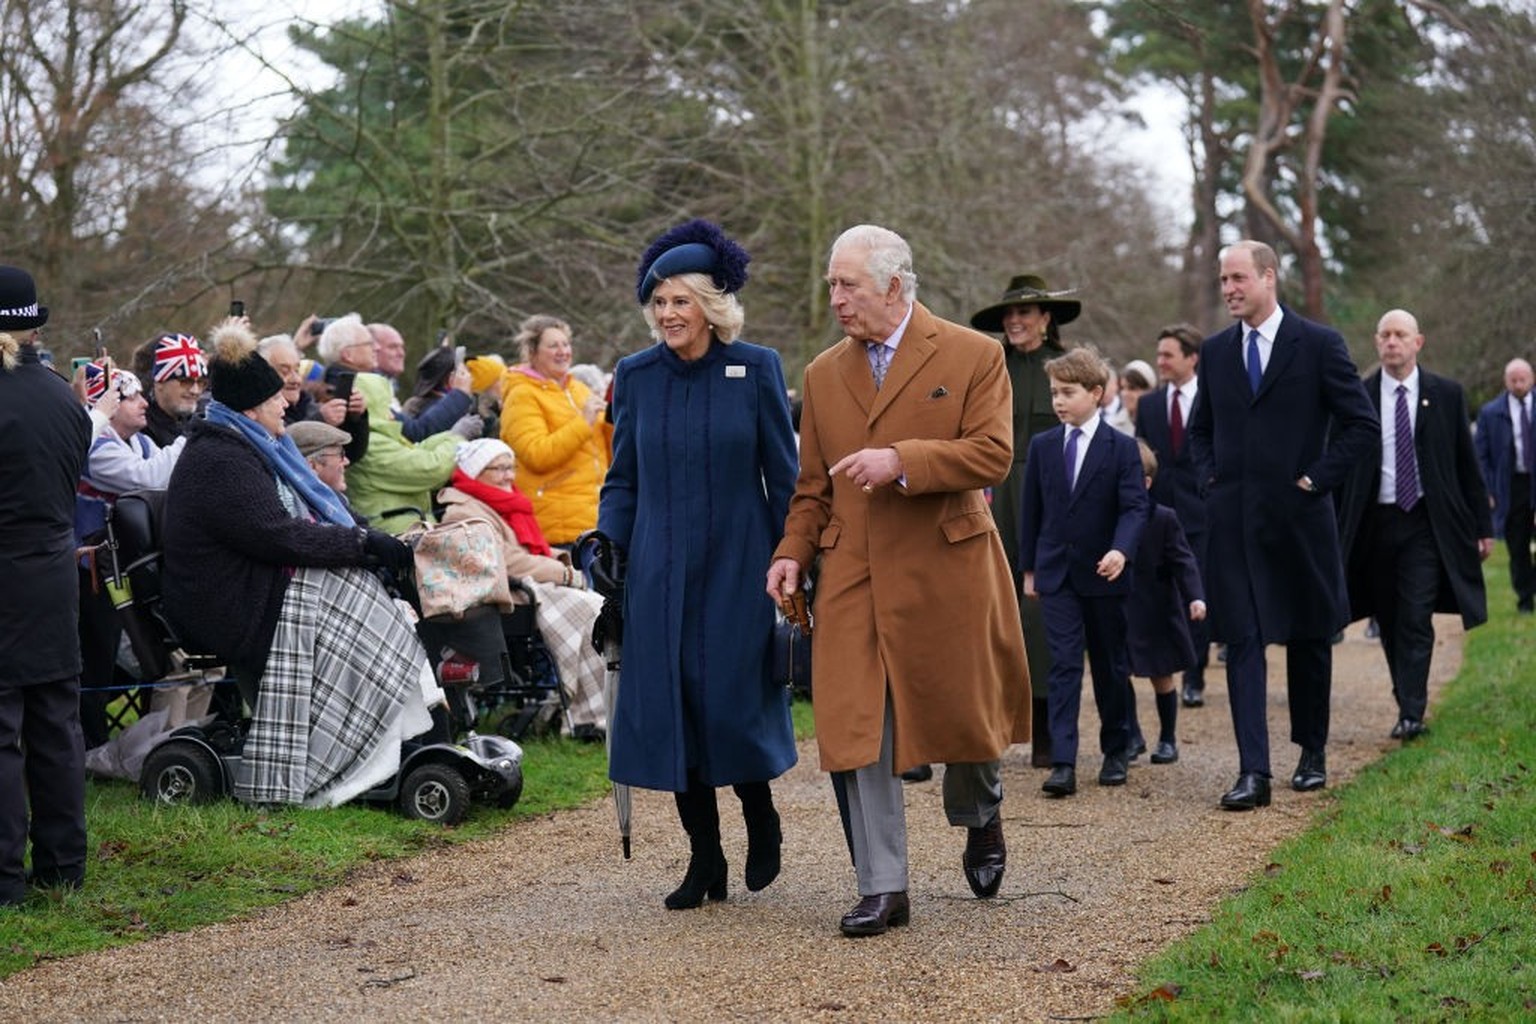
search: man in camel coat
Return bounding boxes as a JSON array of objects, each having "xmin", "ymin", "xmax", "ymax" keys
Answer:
[{"xmin": 768, "ymin": 224, "xmax": 1029, "ymax": 938}]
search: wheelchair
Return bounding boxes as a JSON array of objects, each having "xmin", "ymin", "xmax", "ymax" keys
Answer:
[{"xmin": 108, "ymin": 490, "xmax": 524, "ymax": 825}]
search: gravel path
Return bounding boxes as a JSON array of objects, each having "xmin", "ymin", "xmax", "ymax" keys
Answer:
[{"xmin": 5, "ymin": 619, "xmax": 1462, "ymax": 1022}]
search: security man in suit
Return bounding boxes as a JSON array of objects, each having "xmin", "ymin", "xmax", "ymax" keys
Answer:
[
  {"xmin": 1336, "ymin": 309, "xmax": 1491, "ymax": 741},
  {"xmin": 768, "ymin": 224, "xmax": 1029, "ymax": 937},
  {"xmin": 1473, "ymin": 358, "xmax": 1536, "ymax": 614},
  {"xmin": 1186, "ymin": 240, "xmax": 1378, "ymax": 811}
]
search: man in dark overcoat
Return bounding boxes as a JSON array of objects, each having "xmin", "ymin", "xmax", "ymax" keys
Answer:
[
  {"xmin": 1335, "ymin": 309, "xmax": 1491, "ymax": 740},
  {"xmin": 0, "ymin": 265, "xmax": 92, "ymax": 905},
  {"xmin": 1136, "ymin": 322, "xmax": 1210, "ymax": 708},
  {"xmin": 768, "ymin": 225, "xmax": 1029, "ymax": 937},
  {"xmin": 1473, "ymin": 357, "xmax": 1536, "ymax": 614},
  {"xmin": 1185, "ymin": 241, "xmax": 1377, "ymax": 811}
]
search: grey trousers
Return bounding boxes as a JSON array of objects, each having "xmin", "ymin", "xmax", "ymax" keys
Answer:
[{"xmin": 836, "ymin": 696, "xmax": 1003, "ymax": 895}]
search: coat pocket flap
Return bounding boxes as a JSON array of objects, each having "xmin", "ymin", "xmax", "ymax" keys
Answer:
[
  {"xmin": 941, "ymin": 510, "xmax": 996, "ymax": 544},
  {"xmin": 817, "ymin": 523, "xmax": 842, "ymax": 549}
]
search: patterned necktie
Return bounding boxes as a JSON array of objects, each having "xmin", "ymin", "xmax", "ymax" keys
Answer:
[
  {"xmin": 1246, "ymin": 329, "xmax": 1263, "ymax": 395},
  {"xmin": 1395, "ymin": 384, "xmax": 1420, "ymax": 512},
  {"xmin": 1169, "ymin": 388, "xmax": 1185, "ymax": 453},
  {"xmin": 1521, "ymin": 396, "xmax": 1533, "ymax": 474},
  {"xmin": 868, "ymin": 343, "xmax": 890, "ymax": 390},
  {"xmin": 1065, "ymin": 427, "xmax": 1083, "ymax": 490}
]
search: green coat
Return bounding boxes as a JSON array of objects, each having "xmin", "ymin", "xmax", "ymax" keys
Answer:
[{"xmin": 343, "ymin": 372, "xmax": 461, "ymax": 534}]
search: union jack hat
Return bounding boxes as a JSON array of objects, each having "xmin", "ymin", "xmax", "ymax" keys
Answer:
[
  {"xmin": 151, "ymin": 332, "xmax": 207, "ymax": 382},
  {"xmin": 83, "ymin": 360, "xmax": 142, "ymax": 406}
]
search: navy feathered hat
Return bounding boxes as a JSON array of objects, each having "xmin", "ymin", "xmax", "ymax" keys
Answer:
[{"xmin": 635, "ymin": 219, "xmax": 750, "ymax": 304}]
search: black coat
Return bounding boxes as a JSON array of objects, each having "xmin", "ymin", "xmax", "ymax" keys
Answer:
[
  {"xmin": 1126, "ymin": 505, "xmax": 1204, "ymax": 677},
  {"xmin": 1335, "ymin": 368, "xmax": 1491, "ymax": 629},
  {"xmin": 0, "ymin": 347, "xmax": 90, "ymax": 687},
  {"xmin": 162, "ymin": 420, "xmax": 373, "ymax": 665},
  {"xmin": 1186, "ymin": 307, "xmax": 1379, "ymax": 643}
]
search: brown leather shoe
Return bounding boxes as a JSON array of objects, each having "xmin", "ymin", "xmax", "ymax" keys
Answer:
[
  {"xmin": 962, "ymin": 814, "xmax": 1006, "ymax": 898},
  {"xmin": 839, "ymin": 891, "xmax": 911, "ymax": 937}
]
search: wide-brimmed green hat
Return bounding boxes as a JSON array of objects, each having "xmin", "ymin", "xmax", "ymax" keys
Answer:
[{"xmin": 970, "ymin": 274, "xmax": 1081, "ymax": 332}]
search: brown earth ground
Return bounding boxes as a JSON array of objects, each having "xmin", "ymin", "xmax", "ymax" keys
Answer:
[{"xmin": 2, "ymin": 618, "xmax": 1463, "ymax": 1022}]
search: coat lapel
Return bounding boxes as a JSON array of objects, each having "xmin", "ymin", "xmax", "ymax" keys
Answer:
[
  {"xmin": 836, "ymin": 338, "xmax": 876, "ymax": 415},
  {"xmin": 1069, "ymin": 418, "xmax": 1111, "ymax": 505},
  {"xmin": 1256, "ymin": 309, "xmax": 1301, "ymax": 402},
  {"xmin": 869, "ymin": 304, "xmax": 939, "ymax": 423}
]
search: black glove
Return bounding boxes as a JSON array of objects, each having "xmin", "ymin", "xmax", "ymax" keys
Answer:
[
  {"xmin": 591, "ymin": 593, "xmax": 624, "ymax": 658},
  {"xmin": 575, "ymin": 530, "xmax": 626, "ymax": 600},
  {"xmin": 362, "ymin": 528, "xmax": 414, "ymax": 572}
]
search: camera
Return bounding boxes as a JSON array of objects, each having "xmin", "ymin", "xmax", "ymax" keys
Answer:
[
  {"xmin": 310, "ymin": 317, "xmax": 332, "ymax": 338},
  {"xmin": 229, "ymin": 300, "xmax": 245, "ymax": 318}
]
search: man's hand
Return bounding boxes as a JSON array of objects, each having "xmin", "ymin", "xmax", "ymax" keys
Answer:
[
  {"xmin": 828, "ymin": 446, "xmax": 902, "ymax": 493},
  {"xmin": 766, "ymin": 557, "xmax": 801, "ymax": 603},
  {"xmin": 346, "ymin": 389, "xmax": 367, "ymax": 416},
  {"xmin": 1096, "ymin": 549, "xmax": 1127, "ymax": 581},
  {"xmin": 1022, "ymin": 571, "xmax": 1037, "ymax": 598},
  {"xmin": 318, "ymin": 398, "xmax": 347, "ymax": 426},
  {"xmin": 293, "ymin": 314, "xmax": 318, "ymax": 351},
  {"xmin": 1189, "ymin": 599, "xmax": 1208, "ymax": 621},
  {"xmin": 1478, "ymin": 537, "xmax": 1494, "ymax": 562}
]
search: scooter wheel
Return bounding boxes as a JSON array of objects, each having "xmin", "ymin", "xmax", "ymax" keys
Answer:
[{"xmin": 399, "ymin": 762, "xmax": 471, "ymax": 825}]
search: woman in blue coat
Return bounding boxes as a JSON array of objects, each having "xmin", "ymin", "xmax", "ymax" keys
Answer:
[{"xmin": 598, "ymin": 220, "xmax": 798, "ymax": 910}]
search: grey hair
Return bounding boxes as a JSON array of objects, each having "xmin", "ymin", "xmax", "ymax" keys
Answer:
[
  {"xmin": 641, "ymin": 272, "xmax": 745, "ymax": 344},
  {"xmin": 316, "ymin": 314, "xmax": 369, "ymax": 364},
  {"xmin": 257, "ymin": 334, "xmax": 297, "ymax": 358},
  {"xmin": 831, "ymin": 224, "xmax": 918, "ymax": 301}
]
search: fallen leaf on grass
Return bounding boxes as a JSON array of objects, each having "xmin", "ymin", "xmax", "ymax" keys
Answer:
[
  {"xmin": 1427, "ymin": 942, "xmax": 1447, "ymax": 957},
  {"xmin": 1489, "ymin": 860, "xmax": 1510, "ymax": 876},
  {"xmin": 1264, "ymin": 862, "xmax": 1283, "ymax": 876},
  {"xmin": 1427, "ymin": 822, "xmax": 1474, "ymax": 841},
  {"xmin": 1034, "ymin": 958, "xmax": 1076, "ymax": 973},
  {"xmin": 1298, "ymin": 970, "xmax": 1325, "ymax": 981}
]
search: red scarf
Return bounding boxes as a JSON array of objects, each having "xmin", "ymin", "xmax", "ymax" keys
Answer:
[{"xmin": 449, "ymin": 468, "xmax": 553, "ymax": 556}]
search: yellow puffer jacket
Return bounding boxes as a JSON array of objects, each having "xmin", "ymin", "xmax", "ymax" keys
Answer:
[{"xmin": 499, "ymin": 366, "xmax": 609, "ymax": 544}]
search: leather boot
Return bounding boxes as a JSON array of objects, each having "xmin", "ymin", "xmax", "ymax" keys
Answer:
[
  {"xmin": 736, "ymin": 781, "xmax": 782, "ymax": 892},
  {"xmin": 665, "ymin": 785, "xmax": 727, "ymax": 909}
]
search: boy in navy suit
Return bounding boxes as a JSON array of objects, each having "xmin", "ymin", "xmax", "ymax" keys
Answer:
[
  {"xmin": 1125, "ymin": 439, "xmax": 1207, "ymax": 765},
  {"xmin": 1019, "ymin": 347, "xmax": 1148, "ymax": 796}
]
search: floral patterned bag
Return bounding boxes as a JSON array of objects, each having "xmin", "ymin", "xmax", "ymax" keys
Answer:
[{"xmin": 402, "ymin": 517, "xmax": 514, "ymax": 620}]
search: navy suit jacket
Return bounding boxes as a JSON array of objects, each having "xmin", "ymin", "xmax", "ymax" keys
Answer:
[
  {"xmin": 1019, "ymin": 416, "xmax": 1148, "ymax": 597},
  {"xmin": 1473, "ymin": 391, "xmax": 1536, "ymax": 539},
  {"xmin": 1136, "ymin": 383, "xmax": 1207, "ymax": 544},
  {"xmin": 1186, "ymin": 306, "xmax": 1378, "ymax": 642}
]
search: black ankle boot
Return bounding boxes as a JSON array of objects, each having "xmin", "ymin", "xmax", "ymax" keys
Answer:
[{"xmin": 665, "ymin": 846, "xmax": 727, "ymax": 909}]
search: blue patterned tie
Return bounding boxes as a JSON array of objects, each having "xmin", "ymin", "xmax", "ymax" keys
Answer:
[
  {"xmin": 1246, "ymin": 329, "xmax": 1263, "ymax": 395},
  {"xmin": 1065, "ymin": 427, "xmax": 1083, "ymax": 490},
  {"xmin": 1395, "ymin": 384, "xmax": 1420, "ymax": 512},
  {"xmin": 868, "ymin": 342, "xmax": 890, "ymax": 390}
]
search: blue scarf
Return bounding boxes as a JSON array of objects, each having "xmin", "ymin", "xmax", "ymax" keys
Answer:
[{"xmin": 205, "ymin": 400, "xmax": 356, "ymax": 528}]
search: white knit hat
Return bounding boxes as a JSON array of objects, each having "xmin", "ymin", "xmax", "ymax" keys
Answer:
[{"xmin": 455, "ymin": 438, "xmax": 514, "ymax": 480}]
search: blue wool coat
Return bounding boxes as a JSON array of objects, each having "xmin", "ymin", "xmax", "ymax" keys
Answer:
[{"xmin": 598, "ymin": 339, "xmax": 798, "ymax": 791}]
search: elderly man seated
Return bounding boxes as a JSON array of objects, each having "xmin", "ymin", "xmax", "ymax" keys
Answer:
[{"xmin": 315, "ymin": 315, "xmax": 470, "ymax": 533}]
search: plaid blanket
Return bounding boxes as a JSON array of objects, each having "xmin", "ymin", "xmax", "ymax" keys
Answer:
[
  {"xmin": 236, "ymin": 566, "xmax": 434, "ymax": 806},
  {"xmin": 527, "ymin": 580, "xmax": 607, "ymax": 732}
]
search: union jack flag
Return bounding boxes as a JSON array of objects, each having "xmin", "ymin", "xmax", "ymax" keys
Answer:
[
  {"xmin": 83, "ymin": 360, "xmax": 141, "ymax": 405},
  {"xmin": 152, "ymin": 332, "xmax": 207, "ymax": 382}
]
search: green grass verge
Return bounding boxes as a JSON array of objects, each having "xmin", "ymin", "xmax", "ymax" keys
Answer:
[
  {"xmin": 1118, "ymin": 556, "xmax": 1536, "ymax": 1020},
  {"xmin": 0, "ymin": 695, "xmax": 817, "ymax": 978}
]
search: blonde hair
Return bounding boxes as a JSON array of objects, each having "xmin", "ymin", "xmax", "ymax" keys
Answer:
[
  {"xmin": 641, "ymin": 272, "xmax": 745, "ymax": 343},
  {"xmin": 0, "ymin": 332, "xmax": 17, "ymax": 372},
  {"xmin": 514, "ymin": 315, "xmax": 573, "ymax": 364},
  {"xmin": 1044, "ymin": 345, "xmax": 1110, "ymax": 391}
]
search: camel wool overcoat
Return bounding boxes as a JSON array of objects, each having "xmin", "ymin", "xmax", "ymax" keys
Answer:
[{"xmin": 773, "ymin": 303, "xmax": 1030, "ymax": 774}]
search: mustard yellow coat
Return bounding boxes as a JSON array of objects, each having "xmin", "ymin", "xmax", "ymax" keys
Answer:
[
  {"xmin": 773, "ymin": 303, "xmax": 1030, "ymax": 773},
  {"xmin": 499, "ymin": 367, "xmax": 609, "ymax": 545}
]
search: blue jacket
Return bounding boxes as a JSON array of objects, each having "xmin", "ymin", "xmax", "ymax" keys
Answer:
[
  {"xmin": 1474, "ymin": 391, "xmax": 1536, "ymax": 539},
  {"xmin": 598, "ymin": 339, "xmax": 798, "ymax": 791},
  {"xmin": 1019, "ymin": 415, "xmax": 1148, "ymax": 597}
]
